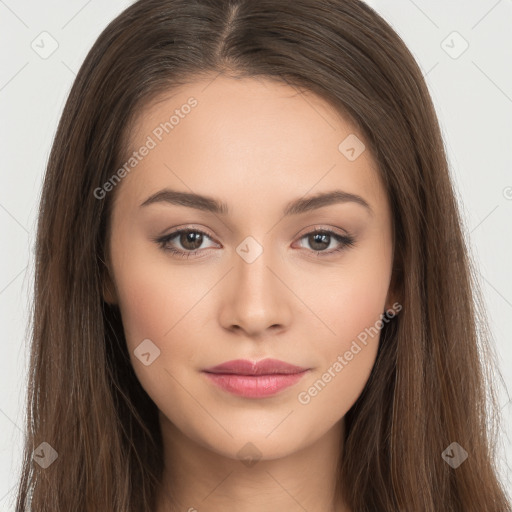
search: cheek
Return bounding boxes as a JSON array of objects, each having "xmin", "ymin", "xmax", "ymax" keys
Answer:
[
  {"xmin": 112, "ymin": 252, "xmax": 202, "ymax": 407},
  {"xmin": 296, "ymin": 245, "xmax": 391, "ymax": 413},
  {"xmin": 115, "ymin": 269, "xmax": 172, "ymax": 347},
  {"xmin": 295, "ymin": 291, "xmax": 383, "ymax": 424},
  {"xmin": 313, "ymin": 247, "xmax": 391, "ymax": 351},
  {"xmin": 111, "ymin": 236, "xmax": 222, "ymax": 387},
  {"xmin": 112, "ymin": 236, "xmax": 203, "ymax": 346}
]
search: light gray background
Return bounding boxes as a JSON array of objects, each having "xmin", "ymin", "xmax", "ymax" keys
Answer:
[{"xmin": 1, "ymin": 0, "xmax": 511, "ymax": 509}]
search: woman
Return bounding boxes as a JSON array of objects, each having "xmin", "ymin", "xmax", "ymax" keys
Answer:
[{"xmin": 15, "ymin": 0, "xmax": 511, "ymax": 510}]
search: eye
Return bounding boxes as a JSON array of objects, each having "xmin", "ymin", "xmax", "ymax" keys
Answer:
[
  {"xmin": 154, "ymin": 228, "xmax": 218, "ymax": 259},
  {"xmin": 294, "ymin": 228, "xmax": 356, "ymax": 256},
  {"xmin": 154, "ymin": 226, "xmax": 356, "ymax": 259}
]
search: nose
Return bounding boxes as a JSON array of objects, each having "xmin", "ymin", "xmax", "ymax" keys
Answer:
[{"xmin": 218, "ymin": 246, "xmax": 292, "ymax": 338}]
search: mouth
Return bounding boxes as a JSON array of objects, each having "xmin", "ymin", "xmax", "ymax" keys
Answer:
[{"xmin": 202, "ymin": 358, "xmax": 310, "ymax": 398}]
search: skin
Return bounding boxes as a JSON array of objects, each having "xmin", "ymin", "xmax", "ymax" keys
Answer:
[{"xmin": 103, "ymin": 74, "xmax": 395, "ymax": 512}]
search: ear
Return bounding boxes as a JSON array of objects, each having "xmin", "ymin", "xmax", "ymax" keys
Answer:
[
  {"xmin": 384, "ymin": 267, "xmax": 402, "ymax": 314},
  {"xmin": 384, "ymin": 295, "xmax": 401, "ymax": 315},
  {"xmin": 100, "ymin": 256, "xmax": 118, "ymax": 305}
]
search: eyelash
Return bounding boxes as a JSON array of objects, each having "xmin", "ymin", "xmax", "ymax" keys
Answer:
[{"xmin": 154, "ymin": 226, "xmax": 356, "ymax": 259}]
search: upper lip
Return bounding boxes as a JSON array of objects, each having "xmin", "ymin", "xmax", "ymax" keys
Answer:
[{"xmin": 203, "ymin": 358, "xmax": 309, "ymax": 375}]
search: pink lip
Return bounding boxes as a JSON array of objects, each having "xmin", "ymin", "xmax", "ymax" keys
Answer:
[{"xmin": 202, "ymin": 358, "xmax": 310, "ymax": 398}]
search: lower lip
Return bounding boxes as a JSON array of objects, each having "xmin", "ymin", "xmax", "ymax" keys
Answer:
[{"xmin": 203, "ymin": 371, "xmax": 309, "ymax": 398}]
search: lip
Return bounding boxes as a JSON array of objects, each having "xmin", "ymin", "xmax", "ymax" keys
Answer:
[
  {"xmin": 202, "ymin": 358, "xmax": 310, "ymax": 398},
  {"xmin": 203, "ymin": 358, "xmax": 308, "ymax": 375}
]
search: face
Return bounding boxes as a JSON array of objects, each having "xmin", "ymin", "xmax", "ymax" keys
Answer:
[{"xmin": 104, "ymin": 75, "xmax": 395, "ymax": 462}]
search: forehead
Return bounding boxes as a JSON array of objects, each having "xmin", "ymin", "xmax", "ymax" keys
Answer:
[{"xmin": 113, "ymin": 75, "xmax": 386, "ymax": 216}]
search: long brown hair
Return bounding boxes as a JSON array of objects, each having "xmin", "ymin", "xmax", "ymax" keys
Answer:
[{"xmin": 15, "ymin": 0, "xmax": 510, "ymax": 510}]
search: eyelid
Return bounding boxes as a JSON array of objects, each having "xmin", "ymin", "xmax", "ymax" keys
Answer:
[
  {"xmin": 293, "ymin": 224, "xmax": 350, "ymax": 239},
  {"xmin": 158, "ymin": 224, "xmax": 219, "ymax": 242}
]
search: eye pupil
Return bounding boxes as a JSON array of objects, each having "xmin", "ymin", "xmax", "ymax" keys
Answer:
[
  {"xmin": 181, "ymin": 231, "xmax": 203, "ymax": 250},
  {"xmin": 309, "ymin": 232, "xmax": 329, "ymax": 251}
]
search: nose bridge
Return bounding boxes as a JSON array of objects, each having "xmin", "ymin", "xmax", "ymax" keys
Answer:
[
  {"xmin": 234, "ymin": 234, "xmax": 280, "ymax": 305},
  {"xmin": 220, "ymin": 234, "xmax": 291, "ymax": 334}
]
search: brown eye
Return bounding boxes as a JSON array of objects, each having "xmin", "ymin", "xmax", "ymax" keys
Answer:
[
  {"xmin": 179, "ymin": 231, "xmax": 204, "ymax": 250},
  {"xmin": 295, "ymin": 228, "xmax": 356, "ymax": 256},
  {"xmin": 307, "ymin": 232, "xmax": 331, "ymax": 251},
  {"xmin": 155, "ymin": 228, "xmax": 218, "ymax": 258}
]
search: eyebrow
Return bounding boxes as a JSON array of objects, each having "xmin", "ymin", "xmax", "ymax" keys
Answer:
[{"xmin": 140, "ymin": 188, "xmax": 373, "ymax": 216}]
